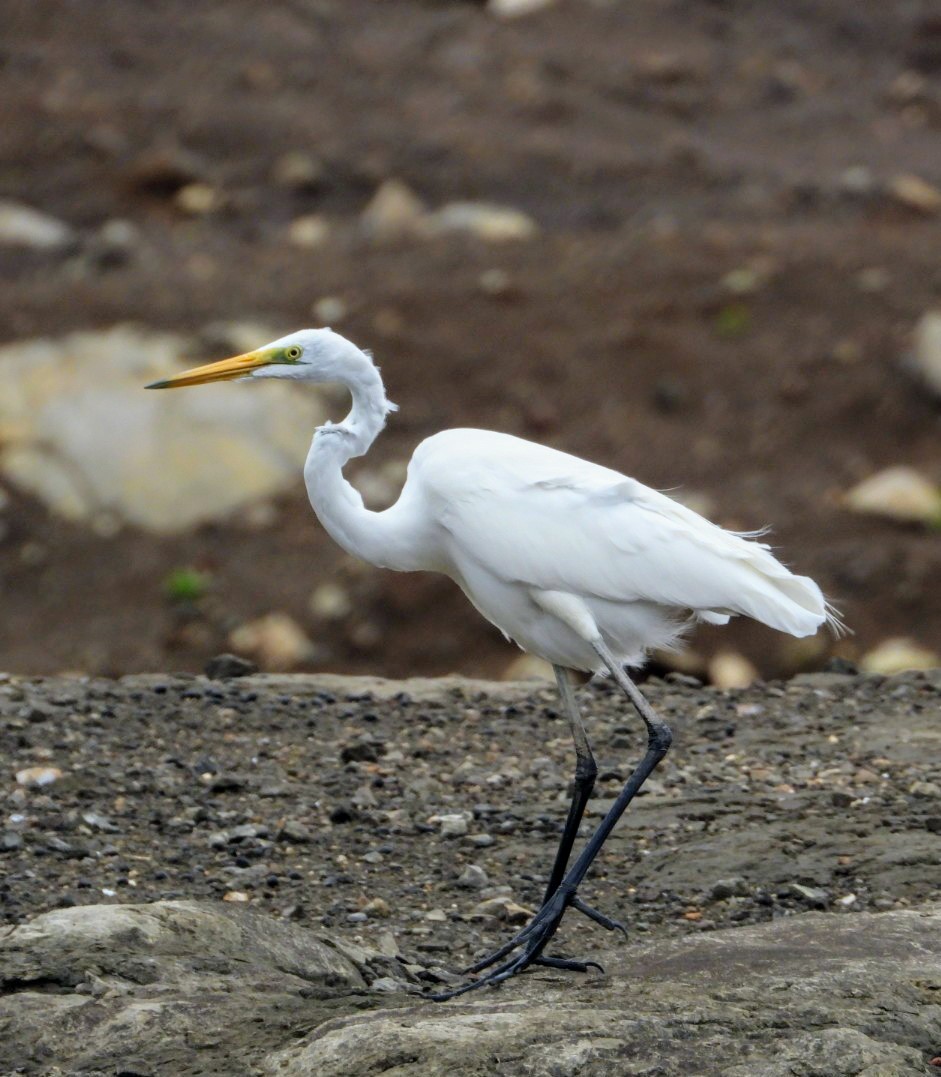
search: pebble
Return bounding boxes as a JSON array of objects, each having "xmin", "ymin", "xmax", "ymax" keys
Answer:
[
  {"xmin": 228, "ymin": 614, "xmax": 317, "ymax": 670},
  {"xmin": 15, "ymin": 766, "xmax": 63, "ymax": 788},
  {"xmin": 888, "ymin": 173, "xmax": 941, "ymax": 214},
  {"xmin": 428, "ymin": 202, "xmax": 539, "ymax": 243},
  {"xmin": 435, "ymin": 814, "xmax": 470, "ymax": 838},
  {"xmin": 709, "ymin": 652, "xmax": 759, "ymax": 690},
  {"xmin": 361, "ymin": 179, "xmax": 428, "ymax": 241},
  {"xmin": 279, "ymin": 820, "xmax": 313, "ymax": 844},
  {"xmin": 843, "ymin": 466, "xmax": 941, "ymax": 525},
  {"xmin": 911, "ymin": 310, "xmax": 941, "ymax": 400},
  {"xmin": 0, "ymin": 200, "xmax": 75, "ymax": 250},
  {"xmin": 362, "ymin": 897, "xmax": 391, "ymax": 918},
  {"xmin": 861, "ymin": 638, "xmax": 940, "ymax": 675},
  {"xmin": 709, "ymin": 876, "xmax": 749, "ymax": 901},
  {"xmin": 222, "ymin": 891, "xmax": 250, "ymax": 903},
  {"xmin": 204, "ymin": 654, "xmax": 257, "ymax": 680},
  {"xmin": 287, "ymin": 215, "xmax": 329, "ymax": 249},
  {"xmin": 788, "ymin": 883, "xmax": 829, "ymax": 908},
  {"xmin": 456, "ymin": 864, "xmax": 489, "ymax": 890}
]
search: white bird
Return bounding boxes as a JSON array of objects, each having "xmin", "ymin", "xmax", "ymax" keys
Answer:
[{"xmin": 147, "ymin": 327, "xmax": 841, "ymax": 998}]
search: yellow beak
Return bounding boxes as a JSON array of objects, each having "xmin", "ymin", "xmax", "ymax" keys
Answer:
[{"xmin": 145, "ymin": 349, "xmax": 272, "ymax": 389}]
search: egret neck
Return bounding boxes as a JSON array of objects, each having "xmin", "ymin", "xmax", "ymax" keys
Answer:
[{"xmin": 303, "ymin": 354, "xmax": 414, "ymax": 571}]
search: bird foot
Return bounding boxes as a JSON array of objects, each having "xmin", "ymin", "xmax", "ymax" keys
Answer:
[{"xmin": 425, "ymin": 887, "xmax": 621, "ymax": 1001}]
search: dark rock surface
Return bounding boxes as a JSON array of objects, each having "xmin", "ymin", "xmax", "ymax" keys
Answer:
[{"xmin": 1, "ymin": 670, "xmax": 940, "ymax": 1073}]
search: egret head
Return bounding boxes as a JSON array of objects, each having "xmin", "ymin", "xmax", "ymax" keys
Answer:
[{"xmin": 145, "ymin": 328, "xmax": 369, "ymax": 389}]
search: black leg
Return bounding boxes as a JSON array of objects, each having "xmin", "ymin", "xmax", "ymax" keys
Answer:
[
  {"xmin": 429, "ymin": 638, "xmax": 672, "ymax": 1001},
  {"xmin": 542, "ymin": 665, "xmax": 597, "ymax": 903}
]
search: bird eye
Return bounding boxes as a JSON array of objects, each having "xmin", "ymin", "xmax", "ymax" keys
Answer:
[{"xmin": 284, "ymin": 346, "xmax": 302, "ymax": 361}]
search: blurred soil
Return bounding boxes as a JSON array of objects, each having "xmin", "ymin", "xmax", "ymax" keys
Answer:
[{"xmin": 1, "ymin": 0, "xmax": 941, "ymax": 678}]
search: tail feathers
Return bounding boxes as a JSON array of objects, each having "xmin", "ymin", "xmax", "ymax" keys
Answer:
[{"xmin": 700, "ymin": 565, "xmax": 846, "ymax": 640}]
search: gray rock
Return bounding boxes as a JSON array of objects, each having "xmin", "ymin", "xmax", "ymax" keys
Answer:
[
  {"xmin": 0, "ymin": 326, "xmax": 325, "ymax": 532},
  {"xmin": 455, "ymin": 864, "xmax": 489, "ymax": 889},
  {"xmin": 266, "ymin": 906, "xmax": 941, "ymax": 1076},
  {"xmin": 205, "ymin": 653, "xmax": 258, "ymax": 680},
  {"xmin": 0, "ymin": 900, "xmax": 374, "ymax": 1076},
  {"xmin": 1, "ymin": 900, "xmax": 940, "ymax": 1075}
]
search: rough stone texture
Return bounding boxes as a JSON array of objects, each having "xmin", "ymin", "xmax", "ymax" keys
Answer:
[
  {"xmin": 1, "ymin": 901, "xmax": 939, "ymax": 1075},
  {"xmin": 0, "ymin": 900, "xmax": 377, "ymax": 1075},
  {"xmin": 0, "ymin": 325, "xmax": 324, "ymax": 532},
  {"xmin": 2, "ymin": 671, "xmax": 941, "ymax": 1073}
]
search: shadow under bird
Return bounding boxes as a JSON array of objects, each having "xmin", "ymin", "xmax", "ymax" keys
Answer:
[{"xmin": 147, "ymin": 328, "xmax": 842, "ymax": 999}]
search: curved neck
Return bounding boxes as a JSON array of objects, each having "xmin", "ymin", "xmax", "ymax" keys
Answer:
[{"xmin": 304, "ymin": 359, "xmax": 410, "ymax": 569}]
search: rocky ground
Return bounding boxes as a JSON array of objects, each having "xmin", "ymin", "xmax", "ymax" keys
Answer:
[
  {"xmin": 2, "ymin": 0, "xmax": 941, "ymax": 681},
  {"xmin": 1, "ymin": 667, "xmax": 940, "ymax": 1073}
]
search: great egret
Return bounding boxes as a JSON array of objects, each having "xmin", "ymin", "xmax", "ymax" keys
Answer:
[{"xmin": 147, "ymin": 328, "xmax": 840, "ymax": 999}]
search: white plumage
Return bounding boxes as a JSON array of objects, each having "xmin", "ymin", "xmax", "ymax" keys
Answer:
[{"xmin": 147, "ymin": 326, "xmax": 840, "ymax": 999}]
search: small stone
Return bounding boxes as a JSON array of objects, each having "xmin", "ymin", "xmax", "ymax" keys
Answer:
[
  {"xmin": 1, "ymin": 831, "xmax": 23, "ymax": 850},
  {"xmin": 911, "ymin": 310, "xmax": 941, "ymax": 400},
  {"xmin": 709, "ymin": 876, "xmax": 748, "ymax": 900},
  {"xmin": 788, "ymin": 883, "xmax": 829, "ymax": 908},
  {"xmin": 81, "ymin": 812, "xmax": 119, "ymax": 832},
  {"xmin": 468, "ymin": 833, "xmax": 495, "ymax": 847},
  {"xmin": 501, "ymin": 654, "xmax": 555, "ymax": 681},
  {"xmin": 287, "ymin": 215, "xmax": 329, "ymax": 249},
  {"xmin": 831, "ymin": 791, "xmax": 855, "ymax": 808},
  {"xmin": 435, "ymin": 813, "xmax": 470, "ymax": 838},
  {"xmin": 272, "ymin": 151, "xmax": 324, "ymax": 191},
  {"xmin": 0, "ymin": 200, "xmax": 75, "ymax": 250},
  {"xmin": 488, "ymin": 0, "xmax": 556, "ymax": 17},
  {"xmin": 478, "ymin": 268, "xmax": 514, "ymax": 297},
  {"xmin": 361, "ymin": 179, "xmax": 428, "ymax": 241},
  {"xmin": 456, "ymin": 864, "xmax": 489, "ymax": 890},
  {"xmin": 708, "ymin": 652, "xmax": 759, "ymax": 690},
  {"xmin": 362, "ymin": 897, "xmax": 391, "ymax": 918},
  {"xmin": 843, "ymin": 466, "xmax": 941, "ymax": 525},
  {"xmin": 861, "ymin": 638, "xmax": 939, "ymax": 675},
  {"xmin": 228, "ymin": 613, "xmax": 317, "ymax": 670},
  {"xmin": 308, "ymin": 583, "xmax": 353, "ymax": 622},
  {"xmin": 909, "ymin": 780, "xmax": 941, "ymax": 799},
  {"xmin": 312, "ymin": 296, "xmax": 347, "ymax": 323},
  {"xmin": 888, "ymin": 173, "xmax": 941, "ymax": 214},
  {"xmin": 175, "ymin": 182, "xmax": 222, "ymax": 215},
  {"xmin": 370, "ymin": 976, "xmax": 401, "ymax": 993},
  {"xmin": 279, "ymin": 819, "xmax": 313, "ymax": 843},
  {"xmin": 429, "ymin": 202, "xmax": 538, "ymax": 243},
  {"xmin": 204, "ymin": 653, "xmax": 257, "ymax": 680},
  {"xmin": 222, "ymin": 891, "xmax": 250, "ymax": 903},
  {"xmin": 424, "ymin": 908, "xmax": 448, "ymax": 922},
  {"xmin": 15, "ymin": 766, "xmax": 63, "ymax": 788}
]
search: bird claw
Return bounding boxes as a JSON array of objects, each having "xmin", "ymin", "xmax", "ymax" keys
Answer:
[{"xmin": 428, "ymin": 887, "xmax": 619, "ymax": 1000}]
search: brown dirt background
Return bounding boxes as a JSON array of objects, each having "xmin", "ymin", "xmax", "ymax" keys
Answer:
[{"xmin": 1, "ymin": 0, "xmax": 940, "ymax": 679}]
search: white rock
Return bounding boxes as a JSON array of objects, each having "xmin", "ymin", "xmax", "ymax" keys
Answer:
[
  {"xmin": 435, "ymin": 813, "xmax": 470, "ymax": 838},
  {"xmin": 911, "ymin": 311, "xmax": 941, "ymax": 399},
  {"xmin": 15, "ymin": 766, "xmax": 63, "ymax": 788},
  {"xmin": 843, "ymin": 466, "xmax": 941, "ymax": 524},
  {"xmin": 0, "ymin": 200, "xmax": 74, "ymax": 249},
  {"xmin": 287, "ymin": 215, "xmax": 329, "ymax": 249},
  {"xmin": 888, "ymin": 174, "xmax": 941, "ymax": 214},
  {"xmin": 501, "ymin": 654, "xmax": 554, "ymax": 681},
  {"xmin": 312, "ymin": 296, "xmax": 347, "ymax": 323},
  {"xmin": 429, "ymin": 202, "xmax": 539, "ymax": 242},
  {"xmin": 709, "ymin": 651, "xmax": 760, "ymax": 690},
  {"xmin": 0, "ymin": 326, "xmax": 325, "ymax": 532},
  {"xmin": 361, "ymin": 179, "xmax": 429, "ymax": 241},
  {"xmin": 861, "ymin": 638, "xmax": 939, "ymax": 675},
  {"xmin": 228, "ymin": 613, "xmax": 317, "ymax": 670},
  {"xmin": 309, "ymin": 583, "xmax": 352, "ymax": 621},
  {"xmin": 489, "ymin": 0, "xmax": 556, "ymax": 17}
]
